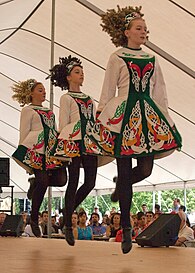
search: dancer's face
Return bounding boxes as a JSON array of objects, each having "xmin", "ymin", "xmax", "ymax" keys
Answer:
[
  {"xmin": 67, "ymin": 66, "xmax": 84, "ymax": 87},
  {"xmin": 125, "ymin": 18, "xmax": 147, "ymax": 47},
  {"xmin": 31, "ymin": 83, "xmax": 46, "ymax": 106}
]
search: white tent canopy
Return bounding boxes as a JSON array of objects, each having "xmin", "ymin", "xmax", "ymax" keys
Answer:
[{"xmin": 0, "ymin": 0, "xmax": 195, "ymax": 198}]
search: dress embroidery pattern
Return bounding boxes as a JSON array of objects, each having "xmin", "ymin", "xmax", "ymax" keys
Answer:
[
  {"xmin": 55, "ymin": 92, "xmax": 98, "ymax": 158},
  {"xmin": 14, "ymin": 107, "xmax": 63, "ymax": 171},
  {"xmin": 87, "ymin": 54, "xmax": 182, "ymax": 158}
]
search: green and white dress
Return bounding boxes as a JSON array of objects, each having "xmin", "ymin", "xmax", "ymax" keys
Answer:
[
  {"xmin": 87, "ymin": 47, "xmax": 182, "ymax": 158},
  {"xmin": 12, "ymin": 105, "xmax": 63, "ymax": 174},
  {"xmin": 55, "ymin": 91, "xmax": 113, "ymax": 166},
  {"xmin": 55, "ymin": 91, "xmax": 97, "ymax": 157}
]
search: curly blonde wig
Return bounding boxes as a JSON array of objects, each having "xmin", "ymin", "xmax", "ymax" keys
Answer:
[
  {"xmin": 100, "ymin": 5, "xmax": 144, "ymax": 47},
  {"xmin": 12, "ymin": 79, "xmax": 39, "ymax": 107}
]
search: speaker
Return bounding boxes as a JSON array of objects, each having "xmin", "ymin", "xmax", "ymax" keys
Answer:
[
  {"xmin": 0, "ymin": 158, "xmax": 10, "ymax": 186},
  {"xmin": 135, "ymin": 214, "xmax": 181, "ymax": 247},
  {"xmin": 0, "ymin": 215, "xmax": 23, "ymax": 237}
]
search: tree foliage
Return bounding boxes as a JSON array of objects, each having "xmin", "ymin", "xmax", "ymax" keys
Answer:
[{"xmin": 13, "ymin": 188, "xmax": 195, "ymax": 216}]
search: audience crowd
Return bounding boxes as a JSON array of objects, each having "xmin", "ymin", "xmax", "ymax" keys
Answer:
[{"xmin": 0, "ymin": 198, "xmax": 195, "ymax": 247}]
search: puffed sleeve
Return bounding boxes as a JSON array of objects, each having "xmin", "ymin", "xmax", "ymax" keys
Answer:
[
  {"xmin": 19, "ymin": 107, "xmax": 33, "ymax": 144},
  {"xmin": 58, "ymin": 94, "xmax": 71, "ymax": 132},
  {"xmin": 98, "ymin": 53, "xmax": 120, "ymax": 112},
  {"xmin": 150, "ymin": 57, "xmax": 174, "ymax": 126}
]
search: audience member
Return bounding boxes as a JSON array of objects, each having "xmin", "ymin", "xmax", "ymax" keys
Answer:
[
  {"xmin": 179, "ymin": 205, "xmax": 191, "ymax": 227},
  {"xmin": 141, "ymin": 204, "xmax": 148, "ymax": 214},
  {"xmin": 172, "ymin": 198, "xmax": 180, "ymax": 213},
  {"xmin": 102, "ymin": 214, "xmax": 110, "ymax": 226},
  {"xmin": 90, "ymin": 212, "xmax": 106, "ymax": 236},
  {"xmin": 0, "ymin": 213, "xmax": 7, "ymax": 230},
  {"xmin": 71, "ymin": 212, "xmax": 78, "ymax": 229},
  {"xmin": 73, "ymin": 211, "xmax": 93, "ymax": 240},
  {"xmin": 175, "ymin": 211, "xmax": 194, "ymax": 246},
  {"xmin": 154, "ymin": 204, "xmax": 162, "ymax": 214},
  {"xmin": 146, "ymin": 211, "xmax": 154, "ymax": 225},
  {"xmin": 40, "ymin": 211, "xmax": 55, "ymax": 235},
  {"xmin": 133, "ymin": 212, "xmax": 147, "ymax": 239},
  {"xmin": 106, "ymin": 213, "xmax": 121, "ymax": 238},
  {"xmin": 94, "ymin": 206, "xmax": 102, "ymax": 223},
  {"xmin": 51, "ymin": 216, "xmax": 60, "ymax": 233}
]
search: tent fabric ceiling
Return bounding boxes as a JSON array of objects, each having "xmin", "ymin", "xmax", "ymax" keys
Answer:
[{"xmin": 0, "ymin": 0, "xmax": 195, "ymax": 198}]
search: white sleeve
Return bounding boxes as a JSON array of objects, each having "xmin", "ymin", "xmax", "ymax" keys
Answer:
[
  {"xmin": 59, "ymin": 94, "xmax": 71, "ymax": 133},
  {"xmin": 19, "ymin": 107, "xmax": 33, "ymax": 144},
  {"xmin": 150, "ymin": 57, "xmax": 174, "ymax": 126},
  {"xmin": 98, "ymin": 53, "xmax": 120, "ymax": 111}
]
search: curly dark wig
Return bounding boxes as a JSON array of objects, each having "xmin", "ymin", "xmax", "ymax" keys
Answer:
[
  {"xmin": 49, "ymin": 55, "xmax": 82, "ymax": 90},
  {"xmin": 100, "ymin": 5, "xmax": 144, "ymax": 47}
]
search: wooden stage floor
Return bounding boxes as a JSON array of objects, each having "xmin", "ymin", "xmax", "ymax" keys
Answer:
[{"xmin": 0, "ymin": 237, "xmax": 195, "ymax": 273}]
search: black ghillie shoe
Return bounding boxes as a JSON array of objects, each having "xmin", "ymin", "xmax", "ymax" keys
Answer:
[
  {"xmin": 27, "ymin": 177, "xmax": 37, "ymax": 200},
  {"xmin": 30, "ymin": 220, "xmax": 41, "ymax": 237},
  {"xmin": 110, "ymin": 189, "xmax": 119, "ymax": 202},
  {"xmin": 121, "ymin": 227, "xmax": 132, "ymax": 254},
  {"xmin": 64, "ymin": 226, "xmax": 75, "ymax": 246}
]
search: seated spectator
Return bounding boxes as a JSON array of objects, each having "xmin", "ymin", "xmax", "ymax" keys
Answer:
[
  {"xmin": 154, "ymin": 204, "xmax": 162, "ymax": 214},
  {"xmin": 133, "ymin": 212, "xmax": 147, "ymax": 239},
  {"xmin": 73, "ymin": 211, "xmax": 93, "ymax": 240},
  {"xmin": 175, "ymin": 211, "xmax": 194, "ymax": 246},
  {"xmin": 90, "ymin": 212, "xmax": 106, "ymax": 236},
  {"xmin": 146, "ymin": 211, "xmax": 154, "ymax": 225},
  {"xmin": 22, "ymin": 223, "xmax": 43, "ymax": 237},
  {"xmin": 22, "ymin": 210, "xmax": 42, "ymax": 237},
  {"xmin": 51, "ymin": 216, "xmax": 59, "ymax": 233},
  {"xmin": 72, "ymin": 212, "xmax": 78, "ymax": 229},
  {"xmin": 93, "ymin": 206, "xmax": 102, "ymax": 223},
  {"xmin": 0, "ymin": 212, "xmax": 7, "ymax": 230},
  {"xmin": 153, "ymin": 212, "xmax": 161, "ymax": 221},
  {"xmin": 106, "ymin": 212, "xmax": 121, "ymax": 238},
  {"xmin": 40, "ymin": 211, "xmax": 55, "ymax": 235},
  {"xmin": 102, "ymin": 214, "xmax": 110, "ymax": 226}
]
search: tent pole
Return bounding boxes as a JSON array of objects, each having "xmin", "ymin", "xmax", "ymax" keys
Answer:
[
  {"xmin": 184, "ymin": 182, "xmax": 187, "ymax": 210},
  {"xmin": 47, "ymin": 0, "xmax": 56, "ymax": 238},
  {"xmin": 152, "ymin": 187, "xmax": 155, "ymax": 212}
]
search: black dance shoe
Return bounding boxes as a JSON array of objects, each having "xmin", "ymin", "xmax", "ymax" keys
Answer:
[
  {"xmin": 64, "ymin": 226, "xmax": 75, "ymax": 246},
  {"xmin": 121, "ymin": 227, "xmax": 132, "ymax": 254},
  {"xmin": 110, "ymin": 189, "xmax": 119, "ymax": 202},
  {"xmin": 30, "ymin": 220, "xmax": 41, "ymax": 237},
  {"xmin": 27, "ymin": 177, "xmax": 37, "ymax": 200}
]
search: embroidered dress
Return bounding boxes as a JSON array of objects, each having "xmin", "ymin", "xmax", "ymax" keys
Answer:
[
  {"xmin": 12, "ymin": 105, "xmax": 63, "ymax": 174},
  {"xmin": 87, "ymin": 47, "xmax": 182, "ymax": 159},
  {"xmin": 55, "ymin": 92, "xmax": 105, "ymax": 160}
]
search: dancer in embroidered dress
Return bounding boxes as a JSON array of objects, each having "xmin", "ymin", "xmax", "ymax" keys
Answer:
[
  {"xmin": 49, "ymin": 56, "xmax": 98, "ymax": 246},
  {"xmin": 87, "ymin": 6, "xmax": 182, "ymax": 254},
  {"xmin": 12, "ymin": 79, "xmax": 67, "ymax": 237}
]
